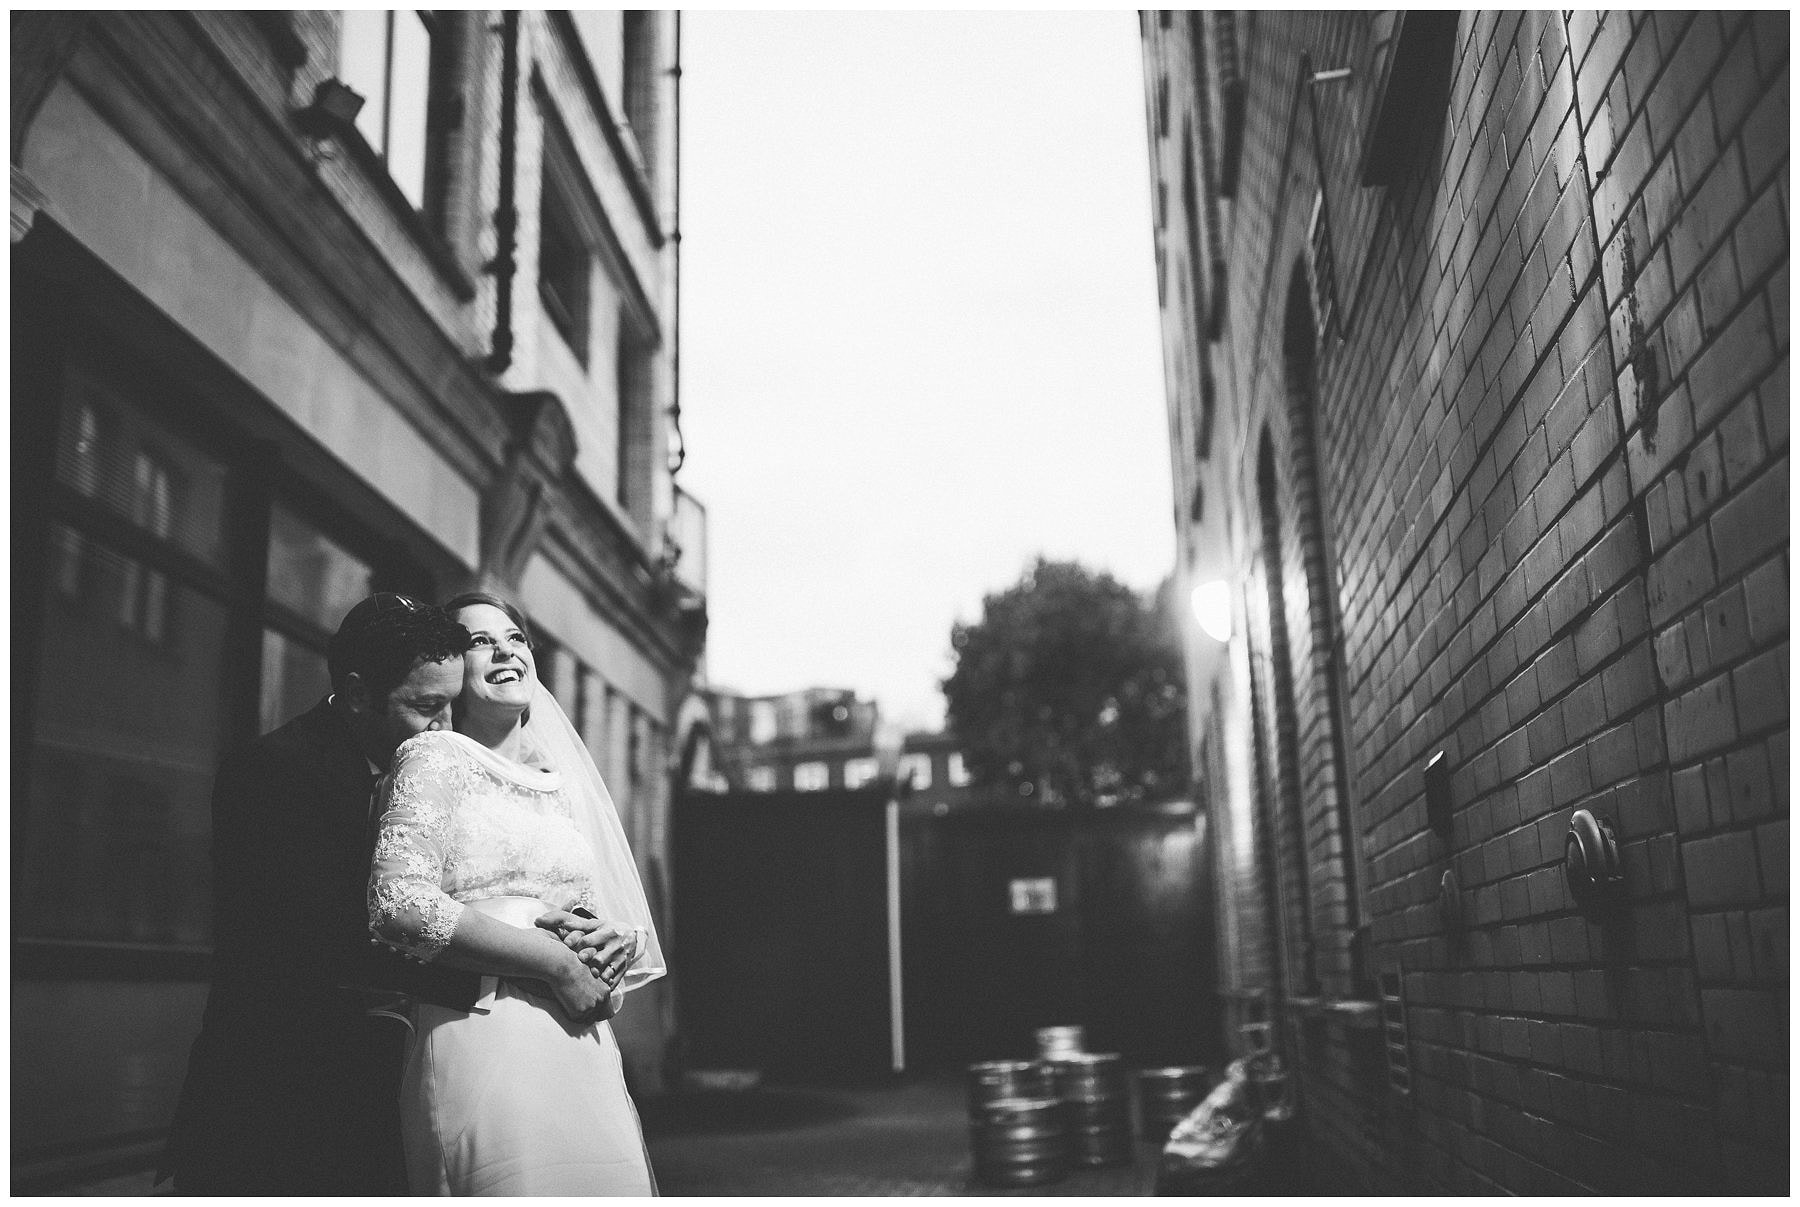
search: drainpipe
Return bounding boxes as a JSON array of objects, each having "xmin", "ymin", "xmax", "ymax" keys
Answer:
[
  {"xmin": 666, "ymin": 10, "xmax": 686, "ymax": 479},
  {"xmin": 486, "ymin": 9, "xmax": 520, "ymax": 374}
]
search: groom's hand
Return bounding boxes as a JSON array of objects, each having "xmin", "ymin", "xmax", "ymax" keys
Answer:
[{"xmin": 535, "ymin": 910, "xmax": 636, "ymax": 990}]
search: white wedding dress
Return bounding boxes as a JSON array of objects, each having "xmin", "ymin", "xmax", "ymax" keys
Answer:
[{"xmin": 369, "ymin": 729, "xmax": 657, "ymax": 1196}]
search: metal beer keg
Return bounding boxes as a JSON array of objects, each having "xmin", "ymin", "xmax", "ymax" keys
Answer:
[
  {"xmin": 970, "ymin": 1096, "xmax": 1070, "ymax": 1187},
  {"xmin": 1134, "ymin": 1065, "xmax": 1212, "ymax": 1139},
  {"xmin": 1045, "ymin": 1052, "xmax": 1131, "ymax": 1167},
  {"xmin": 966, "ymin": 1060, "xmax": 1054, "ymax": 1116},
  {"xmin": 1035, "ymin": 1024, "xmax": 1085, "ymax": 1060}
]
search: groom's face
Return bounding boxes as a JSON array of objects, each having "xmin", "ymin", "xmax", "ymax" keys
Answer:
[{"xmin": 366, "ymin": 656, "xmax": 463, "ymax": 757}]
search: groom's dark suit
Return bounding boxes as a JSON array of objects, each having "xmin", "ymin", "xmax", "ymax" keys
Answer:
[{"xmin": 160, "ymin": 698, "xmax": 481, "ymax": 1195}]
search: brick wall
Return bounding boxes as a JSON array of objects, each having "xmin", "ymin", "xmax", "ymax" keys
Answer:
[{"xmin": 1149, "ymin": 10, "xmax": 1786, "ymax": 1194}]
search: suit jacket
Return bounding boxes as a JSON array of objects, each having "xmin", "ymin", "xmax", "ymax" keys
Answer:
[{"xmin": 160, "ymin": 699, "xmax": 482, "ymax": 1194}]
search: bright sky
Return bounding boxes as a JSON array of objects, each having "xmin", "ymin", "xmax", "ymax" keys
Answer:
[{"xmin": 678, "ymin": 10, "xmax": 1174, "ymax": 733}]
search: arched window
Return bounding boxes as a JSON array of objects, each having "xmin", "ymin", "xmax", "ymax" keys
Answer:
[
  {"xmin": 1281, "ymin": 264, "xmax": 1369, "ymax": 991},
  {"xmin": 1256, "ymin": 430, "xmax": 1319, "ymax": 997}
]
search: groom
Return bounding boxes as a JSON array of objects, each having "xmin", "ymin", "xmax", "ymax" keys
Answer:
[{"xmin": 160, "ymin": 593, "xmax": 634, "ymax": 1195}]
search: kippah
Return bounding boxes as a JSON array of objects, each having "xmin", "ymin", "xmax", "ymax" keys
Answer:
[{"xmin": 328, "ymin": 592, "xmax": 427, "ymax": 656}]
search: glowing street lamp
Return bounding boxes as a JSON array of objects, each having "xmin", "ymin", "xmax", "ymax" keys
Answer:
[{"xmin": 1190, "ymin": 579, "xmax": 1233, "ymax": 643}]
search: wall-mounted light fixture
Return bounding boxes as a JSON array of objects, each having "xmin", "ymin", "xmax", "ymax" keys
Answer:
[
  {"xmin": 294, "ymin": 77, "xmax": 366, "ymax": 157},
  {"xmin": 1190, "ymin": 579, "xmax": 1233, "ymax": 643}
]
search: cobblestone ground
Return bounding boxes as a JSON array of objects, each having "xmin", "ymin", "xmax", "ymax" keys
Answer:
[{"xmin": 640, "ymin": 1074, "xmax": 1160, "ymax": 1197}]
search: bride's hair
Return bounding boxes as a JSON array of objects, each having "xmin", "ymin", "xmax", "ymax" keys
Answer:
[
  {"xmin": 442, "ymin": 591, "xmax": 535, "ymax": 646},
  {"xmin": 442, "ymin": 590, "xmax": 537, "ymax": 726}
]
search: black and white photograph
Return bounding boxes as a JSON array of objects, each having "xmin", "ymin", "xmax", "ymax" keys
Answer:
[{"xmin": 11, "ymin": 7, "xmax": 1789, "ymax": 1197}]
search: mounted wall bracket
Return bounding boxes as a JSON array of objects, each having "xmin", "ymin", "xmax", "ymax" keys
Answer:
[{"xmin": 1563, "ymin": 809, "xmax": 1625, "ymax": 905}]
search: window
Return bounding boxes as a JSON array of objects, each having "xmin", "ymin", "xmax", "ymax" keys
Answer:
[
  {"xmin": 25, "ymin": 356, "xmax": 238, "ymax": 949},
  {"xmin": 1206, "ymin": 12, "xmax": 1246, "ymax": 198},
  {"xmin": 339, "ymin": 10, "xmax": 439, "ymax": 212},
  {"xmin": 27, "ymin": 553, "xmax": 230, "ymax": 945},
  {"xmin": 51, "ymin": 381, "xmax": 228, "ymax": 651},
  {"xmin": 777, "ymin": 695, "xmax": 808, "ymax": 740},
  {"xmin": 746, "ymin": 766, "xmax": 776, "ymax": 793},
  {"xmin": 52, "ymin": 384, "xmax": 228, "ymax": 569},
  {"xmin": 749, "ymin": 700, "xmax": 777, "ymax": 745},
  {"xmin": 53, "ymin": 403, "xmax": 105, "ymax": 600},
  {"xmin": 538, "ymin": 161, "xmax": 590, "ymax": 363},
  {"xmin": 620, "ymin": 11, "xmax": 659, "ymax": 183},
  {"xmin": 1307, "ymin": 193, "xmax": 1339, "ymax": 341},
  {"xmin": 1181, "ymin": 127, "xmax": 1204, "ymax": 325},
  {"xmin": 1185, "ymin": 48, "xmax": 1228, "ymax": 340},
  {"xmin": 947, "ymin": 752, "xmax": 972, "ymax": 787},
  {"xmin": 616, "ymin": 327, "xmax": 651, "ymax": 514},
  {"xmin": 794, "ymin": 762, "xmax": 828, "ymax": 792},
  {"xmin": 898, "ymin": 753, "xmax": 932, "ymax": 790},
  {"xmin": 844, "ymin": 757, "xmax": 880, "ymax": 790},
  {"xmin": 62, "ymin": 403, "xmax": 103, "ymax": 496},
  {"xmin": 265, "ymin": 504, "xmax": 376, "ymax": 632},
  {"xmin": 261, "ymin": 504, "xmax": 375, "ymax": 732}
]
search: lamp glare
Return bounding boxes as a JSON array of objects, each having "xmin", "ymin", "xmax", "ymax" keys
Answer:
[{"xmin": 1191, "ymin": 580, "xmax": 1233, "ymax": 643}]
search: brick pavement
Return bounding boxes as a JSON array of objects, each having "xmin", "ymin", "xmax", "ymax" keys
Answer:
[{"xmin": 639, "ymin": 1074, "xmax": 1160, "ymax": 1197}]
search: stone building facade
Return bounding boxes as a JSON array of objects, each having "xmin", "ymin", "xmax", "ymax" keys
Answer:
[
  {"xmin": 12, "ymin": 11, "xmax": 702, "ymax": 1189},
  {"xmin": 1144, "ymin": 10, "xmax": 1785, "ymax": 1194}
]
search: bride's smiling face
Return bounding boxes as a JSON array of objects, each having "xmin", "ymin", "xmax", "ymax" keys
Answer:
[{"xmin": 454, "ymin": 602, "xmax": 537, "ymax": 716}]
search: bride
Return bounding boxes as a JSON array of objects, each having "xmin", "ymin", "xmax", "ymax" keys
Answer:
[{"xmin": 368, "ymin": 591, "xmax": 666, "ymax": 1195}]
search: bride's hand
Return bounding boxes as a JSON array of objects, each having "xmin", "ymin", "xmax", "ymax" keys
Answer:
[
  {"xmin": 540, "ymin": 936, "xmax": 618, "ymax": 1023},
  {"xmin": 535, "ymin": 910, "xmax": 638, "ymax": 989}
]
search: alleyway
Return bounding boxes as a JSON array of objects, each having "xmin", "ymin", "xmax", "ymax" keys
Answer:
[
  {"xmin": 640, "ymin": 1074, "xmax": 1158, "ymax": 1196},
  {"xmin": 65, "ymin": 1074, "xmax": 1157, "ymax": 1196}
]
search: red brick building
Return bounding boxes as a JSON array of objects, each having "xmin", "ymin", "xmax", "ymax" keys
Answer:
[{"xmin": 1144, "ymin": 11, "xmax": 1785, "ymax": 1193}]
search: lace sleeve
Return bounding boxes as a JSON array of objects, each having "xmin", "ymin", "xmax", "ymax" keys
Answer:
[{"xmin": 368, "ymin": 734, "xmax": 467, "ymax": 963}]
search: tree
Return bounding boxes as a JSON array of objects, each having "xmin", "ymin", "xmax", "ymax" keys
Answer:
[{"xmin": 942, "ymin": 558, "xmax": 1189, "ymax": 807}]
